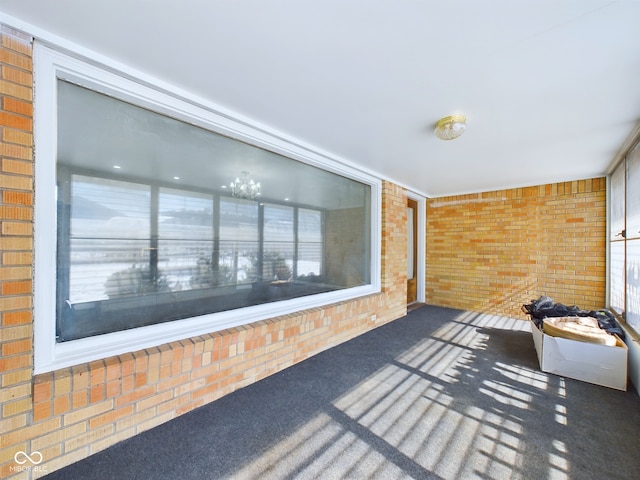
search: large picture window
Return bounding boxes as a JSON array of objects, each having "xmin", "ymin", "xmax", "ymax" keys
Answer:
[
  {"xmin": 56, "ymin": 79, "xmax": 371, "ymax": 341},
  {"xmin": 34, "ymin": 46, "xmax": 380, "ymax": 372}
]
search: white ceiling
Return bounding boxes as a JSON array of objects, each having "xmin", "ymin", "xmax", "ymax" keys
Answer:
[{"xmin": 2, "ymin": 0, "xmax": 640, "ymax": 197}]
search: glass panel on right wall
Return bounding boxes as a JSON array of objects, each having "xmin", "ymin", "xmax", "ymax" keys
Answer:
[
  {"xmin": 626, "ymin": 143, "xmax": 640, "ymax": 332},
  {"xmin": 609, "ymin": 163, "xmax": 626, "ymax": 316}
]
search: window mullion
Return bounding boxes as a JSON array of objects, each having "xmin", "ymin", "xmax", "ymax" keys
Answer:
[
  {"xmin": 56, "ymin": 167, "xmax": 73, "ymax": 339},
  {"xmin": 293, "ymin": 207, "xmax": 299, "ymax": 279},
  {"xmin": 150, "ymin": 186, "xmax": 159, "ymax": 286},
  {"xmin": 258, "ymin": 203, "xmax": 265, "ymax": 280},
  {"xmin": 213, "ymin": 194, "xmax": 221, "ymax": 283}
]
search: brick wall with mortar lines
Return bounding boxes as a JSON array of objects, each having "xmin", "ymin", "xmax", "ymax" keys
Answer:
[
  {"xmin": 381, "ymin": 181, "xmax": 408, "ymax": 306},
  {"xmin": 0, "ymin": 29, "xmax": 408, "ymax": 479},
  {"xmin": 426, "ymin": 179, "xmax": 607, "ymax": 318}
]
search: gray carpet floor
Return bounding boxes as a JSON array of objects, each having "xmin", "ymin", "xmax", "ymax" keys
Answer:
[{"xmin": 43, "ymin": 305, "xmax": 640, "ymax": 480}]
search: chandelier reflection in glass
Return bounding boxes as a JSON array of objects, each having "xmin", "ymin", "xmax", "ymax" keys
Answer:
[{"xmin": 230, "ymin": 171, "xmax": 261, "ymax": 200}]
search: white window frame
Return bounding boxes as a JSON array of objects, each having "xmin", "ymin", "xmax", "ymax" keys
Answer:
[{"xmin": 34, "ymin": 44, "xmax": 381, "ymax": 374}]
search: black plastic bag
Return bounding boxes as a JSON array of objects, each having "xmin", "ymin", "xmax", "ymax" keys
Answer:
[{"xmin": 522, "ymin": 295, "xmax": 625, "ymax": 339}]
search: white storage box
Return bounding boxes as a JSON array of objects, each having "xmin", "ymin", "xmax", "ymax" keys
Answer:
[{"xmin": 529, "ymin": 318, "xmax": 628, "ymax": 391}]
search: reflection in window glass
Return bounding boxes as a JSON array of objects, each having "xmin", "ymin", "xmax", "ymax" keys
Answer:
[
  {"xmin": 610, "ymin": 241, "xmax": 625, "ymax": 316},
  {"xmin": 609, "ymin": 164, "xmax": 625, "ymax": 316},
  {"xmin": 56, "ymin": 80, "xmax": 372, "ymax": 341},
  {"xmin": 67, "ymin": 176, "xmax": 151, "ymax": 304},
  {"xmin": 219, "ymin": 198, "xmax": 259, "ymax": 285},
  {"xmin": 159, "ymin": 188, "xmax": 214, "ymax": 291},
  {"xmin": 263, "ymin": 204, "xmax": 294, "ymax": 281},
  {"xmin": 297, "ymin": 209, "xmax": 323, "ymax": 278},
  {"xmin": 610, "ymin": 163, "xmax": 625, "ymax": 240},
  {"xmin": 626, "ymin": 241, "xmax": 640, "ymax": 332},
  {"xmin": 626, "ymin": 145, "xmax": 640, "ymax": 333}
]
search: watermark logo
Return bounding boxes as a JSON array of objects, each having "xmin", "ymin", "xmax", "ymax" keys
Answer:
[
  {"xmin": 11, "ymin": 450, "xmax": 47, "ymax": 473},
  {"xmin": 14, "ymin": 451, "xmax": 43, "ymax": 465}
]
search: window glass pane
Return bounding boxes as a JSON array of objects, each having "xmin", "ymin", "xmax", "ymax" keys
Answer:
[
  {"xmin": 159, "ymin": 188, "xmax": 214, "ymax": 290},
  {"xmin": 610, "ymin": 240, "xmax": 625, "ymax": 316},
  {"xmin": 297, "ymin": 208, "xmax": 323, "ymax": 278},
  {"xmin": 610, "ymin": 163, "xmax": 625, "ymax": 240},
  {"xmin": 325, "ymin": 203, "xmax": 370, "ymax": 288},
  {"xmin": 626, "ymin": 240, "xmax": 640, "ymax": 333},
  {"xmin": 626, "ymin": 144, "xmax": 640, "ymax": 240},
  {"xmin": 626, "ymin": 144, "xmax": 640, "ymax": 334},
  {"xmin": 263, "ymin": 204, "xmax": 294, "ymax": 280},
  {"xmin": 220, "ymin": 198, "xmax": 259, "ymax": 285},
  {"xmin": 609, "ymin": 162, "xmax": 626, "ymax": 316},
  {"xmin": 68, "ymin": 176, "xmax": 151, "ymax": 303},
  {"xmin": 56, "ymin": 79, "xmax": 372, "ymax": 342}
]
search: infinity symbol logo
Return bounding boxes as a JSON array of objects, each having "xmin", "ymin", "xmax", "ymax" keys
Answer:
[{"xmin": 14, "ymin": 451, "xmax": 43, "ymax": 465}]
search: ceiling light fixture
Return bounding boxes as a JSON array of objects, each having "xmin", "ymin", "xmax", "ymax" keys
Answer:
[
  {"xmin": 230, "ymin": 171, "xmax": 261, "ymax": 200},
  {"xmin": 434, "ymin": 114, "xmax": 466, "ymax": 141}
]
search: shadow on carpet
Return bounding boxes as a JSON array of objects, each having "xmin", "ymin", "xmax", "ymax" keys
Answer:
[{"xmin": 43, "ymin": 305, "xmax": 640, "ymax": 480}]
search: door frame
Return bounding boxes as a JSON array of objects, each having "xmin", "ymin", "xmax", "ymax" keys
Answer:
[{"xmin": 407, "ymin": 191, "xmax": 426, "ymax": 304}]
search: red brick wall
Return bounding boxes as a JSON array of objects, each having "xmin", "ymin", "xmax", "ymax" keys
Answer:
[
  {"xmin": 426, "ymin": 180, "xmax": 607, "ymax": 317},
  {"xmin": 0, "ymin": 28, "xmax": 408, "ymax": 478}
]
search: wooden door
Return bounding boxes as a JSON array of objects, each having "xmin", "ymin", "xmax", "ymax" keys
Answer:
[{"xmin": 407, "ymin": 198, "xmax": 418, "ymax": 305}]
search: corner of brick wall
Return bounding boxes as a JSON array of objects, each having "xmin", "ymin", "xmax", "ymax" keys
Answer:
[
  {"xmin": 0, "ymin": 24, "xmax": 37, "ymax": 480},
  {"xmin": 426, "ymin": 179, "xmax": 607, "ymax": 317},
  {"xmin": 0, "ymin": 27, "xmax": 408, "ymax": 478},
  {"xmin": 381, "ymin": 181, "xmax": 408, "ymax": 302}
]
